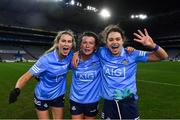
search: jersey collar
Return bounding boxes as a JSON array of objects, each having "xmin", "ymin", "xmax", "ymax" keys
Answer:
[
  {"xmin": 120, "ymin": 47, "xmax": 125, "ymax": 57},
  {"xmin": 54, "ymin": 49, "xmax": 61, "ymax": 62}
]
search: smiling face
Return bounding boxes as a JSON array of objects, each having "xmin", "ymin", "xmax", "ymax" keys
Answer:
[
  {"xmin": 80, "ymin": 36, "xmax": 96, "ymax": 56},
  {"xmin": 106, "ymin": 31, "xmax": 124, "ymax": 56},
  {"xmin": 57, "ymin": 34, "xmax": 73, "ymax": 57}
]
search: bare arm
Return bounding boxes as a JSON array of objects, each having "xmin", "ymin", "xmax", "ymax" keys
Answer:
[
  {"xmin": 148, "ymin": 45, "xmax": 168, "ymax": 61},
  {"xmin": 125, "ymin": 46, "xmax": 136, "ymax": 53},
  {"xmin": 133, "ymin": 29, "xmax": 168, "ymax": 62},
  {"xmin": 15, "ymin": 71, "xmax": 33, "ymax": 89},
  {"xmin": 71, "ymin": 51, "xmax": 79, "ymax": 68},
  {"xmin": 9, "ymin": 71, "xmax": 33, "ymax": 104}
]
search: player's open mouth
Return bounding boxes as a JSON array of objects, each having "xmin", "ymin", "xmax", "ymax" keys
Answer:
[
  {"xmin": 111, "ymin": 44, "xmax": 119, "ymax": 49},
  {"xmin": 84, "ymin": 49, "xmax": 91, "ymax": 52},
  {"xmin": 63, "ymin": 47, "xmax": 69, "ymax": 51}
]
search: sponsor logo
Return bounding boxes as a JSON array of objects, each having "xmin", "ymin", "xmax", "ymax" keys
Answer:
[
  {"xmin": 72, "ymin": 106, "xmax": 76, "ymax": 111},
  {"xmin": 76, "ymin": 71, "xmax": 96, "ymax": 81},
  {"xmin": 103, "ymin": 65, "xmax": 125, "ymax": 78}
]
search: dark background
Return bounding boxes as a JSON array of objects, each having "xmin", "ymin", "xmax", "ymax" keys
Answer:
[{"xmin": 0, "ymin": 0, "xmax": 180, "ymax": 48}]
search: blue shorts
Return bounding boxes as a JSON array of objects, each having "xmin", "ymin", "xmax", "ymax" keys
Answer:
[
  {"xmin": 34, "ymin": 94, "xmax": 65, "ymax": 111},
  {"xmin": 101, "ymin": 95, "xmax": 139, "ymax": 119},
  {"xmin": 70, "ymin": 99, "xmax": 98, "ymax": 117}
]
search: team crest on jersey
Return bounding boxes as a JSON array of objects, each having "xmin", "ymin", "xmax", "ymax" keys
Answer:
[
  {"xmin": 92, "ymin": 62, "xmax": 96, "ymax": 66},
  {"xmin": 121, "ymin": 59, "xmax": 128, "ymax": 65}
]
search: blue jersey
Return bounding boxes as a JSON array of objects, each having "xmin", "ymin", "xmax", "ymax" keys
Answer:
[
  {"xmin": 29, "ymin": 49, "xmax": 73, "ymax": 100},
  {"xmin": 70, "ymin": 54, "xmax": 101, "ymax": 103},
  {"xmin": 98, "ymin": 47, "xmax": 149, "ymax": 100}
]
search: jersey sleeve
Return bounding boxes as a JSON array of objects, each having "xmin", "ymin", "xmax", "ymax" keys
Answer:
[
  {"xmin": 132, "ymin": 50, "xmax": 150, "ymax": 62},
  {"xmin": 28, "ymin": 55, "xmax": 48, "ymax": 76}
]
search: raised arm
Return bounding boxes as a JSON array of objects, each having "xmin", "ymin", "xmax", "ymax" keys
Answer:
[{"xmin": 133, "ymin": 29, "xmax": 168, "ymax": 61}]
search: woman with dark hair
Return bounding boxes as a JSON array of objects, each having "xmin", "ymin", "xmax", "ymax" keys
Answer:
[
  {"xmin": 69, "ymin": 32, "xmax": 101, "ymax": 120},
  {"xmin": 72, "ymin": 25, "xmax": 168, "ymax": 119},
  {"xmin": 99, "ymin": 25, "xmax": 168, "ymax": 119}
]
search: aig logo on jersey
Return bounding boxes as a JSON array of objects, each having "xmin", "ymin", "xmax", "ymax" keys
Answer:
[
  {"xmin": 76, "ymin": 71, "xmax": 96, "ymax": 81},
  {"xmin": 121, "ymin": 59, "xmax": 128, "ymax": 65},
  {"xmin": 103, "ymin": 65, "xmax": 125, "ymax": 78}
]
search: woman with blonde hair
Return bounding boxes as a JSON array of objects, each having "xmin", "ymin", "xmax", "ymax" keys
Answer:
[{"xmin": 9, "ymin": 30, "xmax": 75, "ymax": 119}]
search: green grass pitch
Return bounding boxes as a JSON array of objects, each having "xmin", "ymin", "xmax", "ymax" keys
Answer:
[{"xmin": 0, "ymin": 61, "xmax": 180, "ymax": 119}]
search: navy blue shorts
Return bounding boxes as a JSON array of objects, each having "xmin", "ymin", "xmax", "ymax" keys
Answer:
[
  {"xmin": 101, "ymin": 95, "xmax": 139, "ymax": 119},
  {"xmin": 70, "ymin": 99, "xmax": 98, "ymax": 117},
  {"xmin": 34, "ymin": 94, "xmax": 65, "ymax": 111}
]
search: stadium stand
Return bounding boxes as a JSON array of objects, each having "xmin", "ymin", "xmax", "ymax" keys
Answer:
[
  {"xmin": 1, "ymin": 24, "xmax": 180, "ymax": 62},
  {"xmin": 0, "ymin": 24, "xmax": 52, "ymax": 62}
]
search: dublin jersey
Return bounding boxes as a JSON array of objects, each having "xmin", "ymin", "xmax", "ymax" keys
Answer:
[
  {"xmin": 98, "ymin": 47, "xmax": 149, "ymax": 100},
  {"xmin": 70, "ymin": 54, "xmax": 101, "ymax": 103},
  {"xmin": 29, "ymin": 49, "xmax": 73, "ymax": 100}
]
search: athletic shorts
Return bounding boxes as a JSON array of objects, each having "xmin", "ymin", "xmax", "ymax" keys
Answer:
[
  {"xmin": 34, "ymin": 94, "xmax": 65, "ymax": 111},
  {"xmin": 101, "ymin": 95, "xmax": 139, "ymax": 119},
  {"xmin": 70, "ymin": 99, "xmax": 98, "ymax": 117}
]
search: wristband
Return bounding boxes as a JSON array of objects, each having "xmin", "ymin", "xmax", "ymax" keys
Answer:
[{"xmin": 152, "ymin": 44, "xmax": 159, "ymax": 51}]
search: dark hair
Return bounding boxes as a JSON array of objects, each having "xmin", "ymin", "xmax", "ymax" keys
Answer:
[
  {"xmin": 101, "ymin": 24, "xmax": 125, "ymax": 43},
  {"xmin": 78, "ymin": 31, "xmax": 99, "ymax": 48}
]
